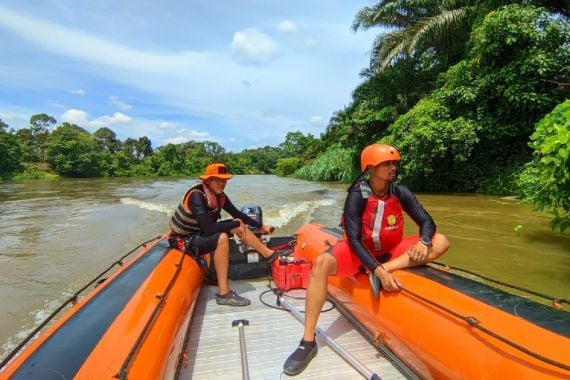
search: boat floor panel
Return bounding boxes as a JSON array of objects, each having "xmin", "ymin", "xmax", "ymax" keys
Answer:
[{"xmin": 179, "ymin": 278, "xmax": 405, "ymax": 380}]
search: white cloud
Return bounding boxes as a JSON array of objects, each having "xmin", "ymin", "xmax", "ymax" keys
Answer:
[
  {"xmin": 61, "ymin": 109, "xmax": 89, "ymax": 126},
  {"xmin": 90, "ymin": 112, "xmax": 132, "ymax": 128},
  {"xmin": 163, "ymin": 136, "xmax": 190, "ymax": 145},
  {"xmin": 109, "ymin": 96, "xmax": 132, "ymax": 111},
  {"xmin": 58, "ymin": 110, "xmax": 210, "ymax": 147},
  {"xmin": 61, "ymin": 109, "xmax": 131, "ymax": 130},
  {"xmin": 0, "ymin": 2, "xmax": 378, "ymax": 151},
  {"xmin": 310, "ymin": 116, "xmax": 323, "ymax": 125},
  {"xmin": 231, "ymin": 28, "xmax": 279, "ymax": 65},
  {"xmin": 278, "ymin": 20, "xmax": 297, "ymax": 33},
  {"xmin": 158, "ymin": 122, "xmax": 175, "ymax": 130},
  {"xmin": 163, "ymin": 129, "xmax": 210, "ymax": 145},
  {"xmin": 0, "ymin": 6, "xmax": 216, "ymax": 74},
  {"xmin": 70, "ymin": 89, "xmax": 85, "ymax": 96}
]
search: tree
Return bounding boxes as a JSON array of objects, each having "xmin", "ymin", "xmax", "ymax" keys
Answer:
[
  {"xmin": 137, "ymin": 136, "xmax": 153, "ymax": 159},
  {"xmin": 352, "ymin": 0, "xmax": 487, "ymax": 73},
  {"xmin": 275, "ymin": 157, "xmax": 304, "ymax": 176},
  {"xmin": 438, "ymin": 4, "xmax": 569, "ymax": 161},
  {"xmin": 154, "ymin": 143, "xmax": 184, "ymax": 175},
  {"xmin": 384, "ymin": 97, "xmax": 480, "ymax": 191},
  {"xmin": 279, "ymin": 131, "xmax": 311, "ymax": 158},
  {"xmin": 0, "ymin": 127, "xmax": 21, "ymax": 175},
  {"xmin": 122, "ymin": 138, "xmax": 139, "ymax": 163},
  {"xmin": 202, "ymin": 141, "xmax": 225, "ymax": 162},
  {"xmin": 45, "ymin": 123, "xmax": 100, "ymax": 177},
  {"xmin": 29, "ymin": 113, "xmax": 56, "ymax": 163},
  {"xmin": 120, "ymin": 136, "xmax": 153, "ymax": 164},
  {"xmin": 93, "ymin": 127, "xmax": 120, "ymax": 153},
  {"xmin": 240, "ymin": 146, "xmax": 280, "ymax": 173},
  {"xmin": 518, "ymin": 100, "xmax": 570, "ymax": 232},
  {"xmin": 382, "ymin": 5, "xmax": 569, "ymax": 192},
  {"xmin": 180, "ymin": 141, "xmax": 211, "ymax": 175},
  {"xmin": 15, "ymin": 128, "xmax": 35, "ymax": 162}
]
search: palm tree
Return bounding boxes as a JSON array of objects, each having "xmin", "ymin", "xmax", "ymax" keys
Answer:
[{"xmin": 352, "ymin": 0, "xmax": 500, "ymax": 73}]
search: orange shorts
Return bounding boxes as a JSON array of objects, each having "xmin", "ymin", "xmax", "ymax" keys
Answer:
[{"xmin": 331, "ymin": 235, "xmax": 419, "ymax": 278}]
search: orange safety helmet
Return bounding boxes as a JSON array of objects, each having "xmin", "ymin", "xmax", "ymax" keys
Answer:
[{"xmin": 360, "ymin": 143, "xmax": 400, "ymax": 172}]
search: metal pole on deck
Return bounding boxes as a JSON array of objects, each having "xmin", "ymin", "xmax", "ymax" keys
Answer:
[
  {"xmin": 279, "ymin": 297, "xmax": 381, "ymax": 380},
  {"xmin": 232, "ymin": 319, "xmax": 250, "ymax": 380}
]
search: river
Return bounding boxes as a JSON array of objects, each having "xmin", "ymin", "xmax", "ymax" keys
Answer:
[{"xmin": 0, "ymin": 175, "xmax": 568, "ymax": 357}]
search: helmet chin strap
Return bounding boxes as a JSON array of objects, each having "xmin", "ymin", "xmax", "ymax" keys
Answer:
[{"xmin": 346, "ymin": 169, "xmax": 370, "ymax": 192}]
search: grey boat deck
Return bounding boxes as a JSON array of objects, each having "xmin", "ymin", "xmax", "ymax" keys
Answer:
[{"xmin": 179, "ymin": 278, "xmax": 405, "ymax": 380}]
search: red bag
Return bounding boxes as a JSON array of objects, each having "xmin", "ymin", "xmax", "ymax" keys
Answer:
[{"xmin": 271, "ymin": 254, "xmax": 312, "ymax": 291}]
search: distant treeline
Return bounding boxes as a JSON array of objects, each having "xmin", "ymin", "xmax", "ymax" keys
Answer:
[
  {"xmin": 1, "ymin": 2, "xmax": 568, "ymax": 231},
  {"xmin": 0, "ymin": 114, "xmax": 311, "ymax": 179}
]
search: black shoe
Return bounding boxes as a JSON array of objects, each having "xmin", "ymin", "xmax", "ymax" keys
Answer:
[
  {"xmin": 265, "ymin": 248, "xmax": 293, "ymax": 263},
  {"xmin": 283, "ymin": 339, "xmax": 318, "ymax": 376}
]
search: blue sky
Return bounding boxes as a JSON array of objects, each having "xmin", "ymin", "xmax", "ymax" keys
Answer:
[{"xmin": 0, "ymin": 1, "xmax": 378, "ymax": 152}]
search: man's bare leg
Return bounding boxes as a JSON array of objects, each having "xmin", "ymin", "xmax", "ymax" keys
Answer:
[
  {"xmin": 239, "ymin": 228, "xmax": 274, "ymax": 256},
  {"xmin": 383, "ymin": 233, "xmax": 450, "ymax": 273},
  {"xmin": 283, "ymin": 253, "xmax": 337, "ymax": 376},
  {"xmin": 212, "ymin": 232, "xmax": 251, "ymax": 306},
  {"xmin": 303, "ymin": 253, "xmax": 337, "ymax": 340},
  {"xmin": 213, "ymin": 233, "xmax": 231, "ymax": 295}
]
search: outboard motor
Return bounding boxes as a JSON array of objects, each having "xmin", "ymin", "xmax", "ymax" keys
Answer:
[
  {"xmin": 240, "ymin": 204, "xmax": 263, "ymax": 236},
  {"xmin": 237, "ymin": 204, "xmax": 269, "ymax": 252}
]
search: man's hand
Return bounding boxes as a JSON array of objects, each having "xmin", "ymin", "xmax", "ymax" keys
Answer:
[
  {"xmin": 259, "ymin": 224, "xmax": 274, "ymax": 235},
  {"xmin": 232, "ymin": 219, "xmax": 247, "ymax": 240},
  {"xmin": 406, "ymin": 241, "xmax": 430, "ymax": 262},
  {"xmin": 374, "ymin": 266, "xmax": 401, "ymax": 292}
]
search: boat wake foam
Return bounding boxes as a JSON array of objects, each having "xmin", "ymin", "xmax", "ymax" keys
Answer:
[
  {"xmin": 119, "ymin": 197, "xmax": 336, "ymax": 230},
  {"xmin": 120, "ymin": 198, "xmax": 173, "ymax": 215},
  {"xmin": 264, "ymin": 199, "xmax": 335, "ymax": 228}
]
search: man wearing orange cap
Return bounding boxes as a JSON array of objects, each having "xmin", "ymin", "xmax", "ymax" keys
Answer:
[
  {"xmin": 283, "ymin": 144, "xmax": 450, "ymax": 375},
  {"xmin": 170, "ymin": 163, "xmax": 290, "ymax": 306}
]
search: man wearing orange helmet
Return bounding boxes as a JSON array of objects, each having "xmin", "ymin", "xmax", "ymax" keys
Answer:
[
  {"xmin": 170, "ymin": 163, "xmax": 291, "ymax": 307},
  {"xmin": 283, "ymin": 144, "xmax": 450, "ymax": 376}
]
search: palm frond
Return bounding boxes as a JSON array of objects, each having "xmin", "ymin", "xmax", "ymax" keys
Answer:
[{"xmin": 407, "ymin": 8, "xmax": 471, "ymax": 54}]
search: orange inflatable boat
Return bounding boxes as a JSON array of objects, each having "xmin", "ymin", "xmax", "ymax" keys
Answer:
[
  {"xmin": 294, "ymin": 223, "xmax": 570, "ymax": 380},
  {"xmin": 2, "ymin": 223, "xmax": 568, "ymax": 379},
  {"xmin": 0, "ymin": 234, "xmax": 207, "ymax": 380}
]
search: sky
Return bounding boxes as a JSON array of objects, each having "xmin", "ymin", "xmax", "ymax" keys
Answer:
[{"xmin": 0, "ymin": 1, "xmax": 378, "ymax": 152}]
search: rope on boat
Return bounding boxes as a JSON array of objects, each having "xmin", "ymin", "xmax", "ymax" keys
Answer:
[
  {"xmin": 430, "ymin": 262, "xmax": 569, "ymax": 308},
  {"xmin": 399, "ymin": 285, "xmax": 570, "ymax": 372},
  {"xmin": 0, "ymin": 235, "xmax": 163, "ymax": 370},
  {"xmin": 118, "ymin": 247, "xmax": 186, "ymax": 379}
]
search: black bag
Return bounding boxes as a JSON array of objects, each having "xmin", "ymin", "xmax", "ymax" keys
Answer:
[{"xmin": 206, "ymin": 236, "xmax": 294, "ymax": 281}]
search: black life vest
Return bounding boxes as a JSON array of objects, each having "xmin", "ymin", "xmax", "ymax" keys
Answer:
[{"xmin": 169, "ymin": 182, "xmax": 226, "ymax": 236}]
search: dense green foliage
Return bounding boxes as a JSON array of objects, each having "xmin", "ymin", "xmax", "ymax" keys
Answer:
[
  {"xmin": 293, "ymin": 145, "xmax": 359, "ymax": 182},
  {"xmin": 517, "ymin": 101, "xmax": 570, "ymax": 232},
  {"xmin": 0, "ymin": 117, "xmax": 288, "ymax": 178},
  {"xmin": 0, "ymin": 125, "xmax": 22, "ymax": 176},
  {"xmin": 1, "ymin": 1, "xmax": 568, "ymax": 230},
  {"xmin": 383, "ymin": 98, "xmax": 480, "ymax": 191},
  {"xmin": 274, "ymin": 157, "xmax": 304, "ymax": 177},
  {"xmin": 372, "ymin": 5, "xmax": 569, "ymax": 193}
]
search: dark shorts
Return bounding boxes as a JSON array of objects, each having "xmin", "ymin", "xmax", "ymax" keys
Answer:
[
  {"xmin": 331, "ymin": 235, "xmax": 419, "ymax": 278},
  {"xmin": 187, "ymin": 232, "xmax": 226, "ymax": 255}
]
